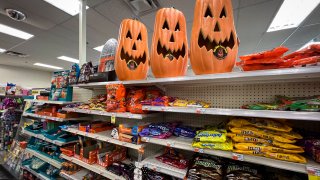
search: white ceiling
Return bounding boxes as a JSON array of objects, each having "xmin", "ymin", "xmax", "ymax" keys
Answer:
[{"xmin": 0, "ymin": 0, "xmax": 319, "ymax": 72}]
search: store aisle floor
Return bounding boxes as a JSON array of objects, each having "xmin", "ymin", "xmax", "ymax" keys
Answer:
[{"xmin": 0, "ymin": 165, "xmax": 15, "ymax": 180}]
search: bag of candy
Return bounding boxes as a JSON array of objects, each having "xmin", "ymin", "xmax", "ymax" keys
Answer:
[
  {"xmin": 226, "ymin": 161, "xmax": 263, "ymax": 180},
  {"xmin": 228, "ymin": 118, "xmax": 292, "ymax": 132},
  {"xmin": 194, "ymin": 128, "xmax": 227, "ymax": 143},
  {"xmin": 155, "ymin": 148, "xmax": 188, "ymax": 169},
  {"xmin": 234, "ymin": 143, "xmax": 304, "ymax": 153},
  {"xmin": 106, "ymin": 84, "xmax": 126, "ymax": 112},
  {"xmin": 192, "ymin": 139, "xmax": 233, "ymax": 151},
  {"xmin": 174, "ymin": 125, "xmax": 198, "ymax": 138}
]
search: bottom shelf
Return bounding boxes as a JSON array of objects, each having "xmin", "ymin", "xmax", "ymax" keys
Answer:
[
  {"xmin": 60, "ymin": 169, "xmax": 90, "ymax": 180},
  {"xmin": 60, "ymin": 154, "xmax": 126, "ymax": 180},
  {"xmin": 22, "ymin": 165, "xmax": 49, "ymax": 180},
  {"xmin": 137, "ymin": 153, "xmax": 187, "ymax": 179}
]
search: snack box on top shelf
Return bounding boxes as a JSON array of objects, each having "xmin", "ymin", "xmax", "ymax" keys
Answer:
[{"xmin": 78, "ymin": 121, "xmax": 113, "ymax": 133}]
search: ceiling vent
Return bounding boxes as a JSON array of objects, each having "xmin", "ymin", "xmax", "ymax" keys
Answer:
[
  {"xmin": 5, "ymin": 51, "xmax": 29, "ymax": 58},
  {"xmin": 122, "ymin": 0, "xmax": 160, "ymax": 16},
  {"xmin": 5, "ymin": 9, "xmax": 26, "ymax": 21}
]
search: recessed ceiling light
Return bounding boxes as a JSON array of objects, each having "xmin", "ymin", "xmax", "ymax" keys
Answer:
[
  {"xmin": 93, "ymin": 45, "xmax": 104, "ymax": 52},
  {"xmin": 34, "ymin": 63, "xmax": 63, "ymax": 70},
  {"xmin": 43, "ymin": 0, "xmax": 89, "ymax": 16},
  {"xmin": 0, "ymin": 23, "xmax": 34, "ymax": 40},
  {"xmin": 0, "ymin": 48, "xmax": 6, "ymax": 53},
  {"xmin": 267, "ymin": 0, "xmax": 320, "ymax": 32},
  {"xmin": 57, "ymin": 56, "xmax": 79, "ymax": 63}
]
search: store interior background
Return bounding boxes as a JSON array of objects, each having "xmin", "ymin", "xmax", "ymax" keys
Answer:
[{"xmin": 0, "ymin": 0, "xmax": 319, "ymax": 88}]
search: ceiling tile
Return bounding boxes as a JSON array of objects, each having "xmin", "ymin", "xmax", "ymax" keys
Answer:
[
  {"xmin": 257, "ymin": 28, "xmax": 295, "ymax": 50},
  {"xmin": 284, "ymin": 24, "xmax": 320, "ymax": 47},
  {"xmin": 302, "ymin": 5, "xmax": 320, "ymax": 26},
  {"xmin": 159, "ymin": 0, "xmax": 196, "ymax": 22}
]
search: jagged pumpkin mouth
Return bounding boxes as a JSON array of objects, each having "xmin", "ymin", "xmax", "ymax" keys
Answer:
[
  {"xmin": 198, "ymin": 30, "xmax": 235, "ymax": 60},
  {"xmin": 157, "ymin": 41, "xmax": 186, "ymax": 61},
  {"xmin": 120, "ymin": 47, "xmax": 146, "ymax": 70}
]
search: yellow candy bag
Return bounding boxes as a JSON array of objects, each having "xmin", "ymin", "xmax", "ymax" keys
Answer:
[
  {"xmin": 194, "ymin": 129, "xmax": 227, "ymax": 143},
  {"xmin": 228, "ymin": 118, "xmax": 292, "ymax": 132},
  {"xmin": 192, "ymin": 139, "xmax": 233, "ymax": 151},
  {"xmin": 229, "ymin": 126, "xmax": 296, "ymax": 143},
  {"xmin": 264, "ymin": 152, "xmax": 307, "ymax": 163},
  {"xmin": 271, "ymin": 141, "xmax": 303, "ymax": 150},
  {"xmin": 234, "ymin": 143, "xmax": 304, "ymax": 153},
  {"xmin": 233, "ymin": 150, "xmax": 264, "ymax": 156}
]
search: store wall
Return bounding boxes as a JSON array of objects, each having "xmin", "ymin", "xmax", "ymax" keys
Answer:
[{"xmin": 0, "ymin": 64, "xmax": 51, "ymax": 88}]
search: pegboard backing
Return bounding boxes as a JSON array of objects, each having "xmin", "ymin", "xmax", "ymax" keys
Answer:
[
  {"xmin": 167, "ymin": 82, "xmax": 320, "ymax": 109},
  {"xmin": 72, "ymin": 87, "xmax": 93, "ymax": 102}
]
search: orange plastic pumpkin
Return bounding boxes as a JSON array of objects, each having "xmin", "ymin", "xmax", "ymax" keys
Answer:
[
  {"xmin": 190, "ymin": 0, "xmax": 239, "ymax": 75},
  {"xmin": 150, "ymin": 8, "xmax": 188, "ymax": 78},
  {"xmin": 115, "ymin": 19, "xmax": 149, "ymax": 80}
]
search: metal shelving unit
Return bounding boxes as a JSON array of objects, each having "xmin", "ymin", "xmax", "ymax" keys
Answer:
[
  {"xmin": 62, "ymin": 127, "xmax": 145, "ymax": 150},
  {"xmin": 24, "ymin": 99, "xmax": 78, "ymax": 105},
  {"xmin": 62, "ymin": 107, "xmax": 159, "ymax": 119},
  {"xmin": 22, "ymin": 165, "xmax": 50, "ymax": 180},
  {"xmin": 142, "ymin": 106, "xmax": 320, "ymax": 121},
  {"xmin": 59, "ymin": 169, "xmax": 90, "ymax": 180},
  {"xmin": 22, "ymin": 129, "xmax": 78, "ymax": 146},
  {"xmin": 72, "ymin": 67, "xmax": 320, "ymax": 89},
  {"xmin": 25, "ymin": 148, "xmax": 62, "ymax": 169},
  {"xmin": 60, "ymin": 154, "xmax": 125, "ymax": 180},
  {"xmin": 22, "ymin": 112, "xmax": 89, "ymax": 122}
]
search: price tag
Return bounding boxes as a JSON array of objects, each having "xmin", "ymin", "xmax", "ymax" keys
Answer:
[
  {"xmin": 194, "ymin": 148, "xmax": 204, "ymax": 153},
  {"xmin": 144, "ymin": 137, "xmax": 150, "ymax": 142},
  {"xmin": 166, "ymin": 141, "xmax": 174, "ymax": 147},
  {"xmin": 143, "ymin": 107, "xmax": 149, "ymax": 111},
  {"xmin": 161, "ymin": 107, "xmax": 166, "ymax": 112},
  {"xmin": 111, "ymin": 113, "xmax": 116, "ymax": 124},
  {"xmin": 232, "ymin": 153, "xmax": 244, "ymax": 161},
  {"xmin": 195, "ymin": 108, "xmax": 206, "ymax": 114},
  {"xmin": 307, "ymin": 166, "xmax": 320, "ymax": 179}
]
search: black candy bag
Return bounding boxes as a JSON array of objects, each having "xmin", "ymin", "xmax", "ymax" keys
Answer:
[
  {"xmin": 226, "ymin": 161, "xmax": 263, "ymax": 180},
  {"xmin": 186, "ymin": 154, "xmax": 223, "ymax": 180}
]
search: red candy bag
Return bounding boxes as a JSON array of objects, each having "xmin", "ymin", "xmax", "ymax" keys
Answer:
[
  {"xmin": 156, "ymin": 148, "xmax": 188, "ymax": 169},
  {"xmin": 106, "ymin": 84, "xmax": 126, "ymax": 112},
  {"xmin": 239, "ymin": 46, "xmax": 289, "ymax": 61}
]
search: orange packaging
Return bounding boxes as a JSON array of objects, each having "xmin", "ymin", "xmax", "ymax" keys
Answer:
[
  {"xmin": 119, "ymin": 133, "xmax": 141, "ymax": 144},
  {"xmin": 106, "ymin": 84, "xmax": 126, "ymax": 112},
  {"xmin": 80, "ymin": 149, "xmax": 98, "ymax": 164},
  {"xmin": 97, "ymin": 147, "xmax": 127, "ymax": 167}
]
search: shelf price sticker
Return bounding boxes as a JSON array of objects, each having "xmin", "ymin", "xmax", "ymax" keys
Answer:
[
  {"xmin": 111, "ymin": 113, "xmax": 116, "ymax": 124},
  {"xmin": 307, "ymin": 166, "xmax": 320, "ymax": 179},
  {"xmin": 196, "ymin": 108, "xmax": 206, "ymax": 114},
  {"xmin": 232, "ymin": 153, "xmax": 244, "ymax": 161},
  {"xmin": 194, "ymin": 148, "xmax": 204, "ymax": 153},
  {"xmin": 144, "ymin": 137, "xmax": 150, "ymax": 142},
  {"xmin": 166, "ymin": 141, "xmax": 175, "ymax": 147}
]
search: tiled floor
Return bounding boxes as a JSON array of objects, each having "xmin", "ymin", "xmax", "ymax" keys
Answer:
[{"xmin": 0, "ymin": 165, "xmax": 15, "ymax": 180}]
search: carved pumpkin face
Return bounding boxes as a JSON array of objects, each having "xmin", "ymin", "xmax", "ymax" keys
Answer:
[
  {"xmin": 151, "ymin": 8, "xmax": 188, "ymax": 78},
  {"xmin": 115, "ymin": 19, "xmax": 149, "ymax": 80},
  {"xmin": 190, "ymin": 0, "xmax": 239, "ymax": 75}
]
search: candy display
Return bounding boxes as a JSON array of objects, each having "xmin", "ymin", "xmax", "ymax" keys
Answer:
[
  {"xmin": 106, "ymin": 161, "xmax": 135, "ymax": 180},
  {"xmin": 139, "ymin": 122, "xmax": 178, "ymax": 139},
  {"xmin": 155, "ymin": 148, "xmax": 188, "ymax": 169},
  {"xmin": 228, "ymin": 118, "xmax": 306, "ymax": 163},
  {"xmin": 0, "ymin": 109, "xmax": 21, "ymax": 150},
  {"xmin": 186, "ymin": 154, "xmax": 223, "ymax": 180}
]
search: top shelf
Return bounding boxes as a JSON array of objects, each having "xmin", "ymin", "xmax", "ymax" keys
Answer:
[
  {"xmin": 72, "ymin": 67, "xmax": 320, "ymax": 89},
  {"xmin": 24, "ymin": 99, "xmax": 77, "ymax": 105}
]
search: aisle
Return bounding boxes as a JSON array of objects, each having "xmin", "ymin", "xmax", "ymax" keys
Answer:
[{"xmin": 0, "ymin": 165, "xmax": 15, "ymax": 180}]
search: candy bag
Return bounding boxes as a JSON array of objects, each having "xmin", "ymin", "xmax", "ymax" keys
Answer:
[
  {"xmin": 228, "ymin": 118, "xmax": 292, "ymax": 132},
  {"xmin": 106, "ymin": 84, "xmax": 126, "ymax": 112},
  {"xmin": 232, "ymin": 150, "xmax": 265, "ymax": 156},
  {"xmin": 239, "ymin": 46, "xmax": 289, "ymax": 61},
  {"xmin": 194, "ymin": 128, "xmax": 227, "ymax": 143},
  {"xmin": 226, "ymin": 162, "xmax": 263, "ymax": 180},
  {"xmin": 155, "ymin": 148, "xmax": 188, "ymax": 169},
  {"xmin": 192, "ymin": 139, "xmax": 233, "ymax": 151},
  {"xmin": 174, "ymin": 125, "xmax": 198, "ymax": 138},
  {"xmin": 234, "ymin": 143, "xmax": 304, "ymax": 153},
  {"xmin": 228, "ymin": 133, "xmax": 273, "ymax": 144},
  {"xmin": 264, "ymin": 152, "xmax": 307, "ymax": 163}
]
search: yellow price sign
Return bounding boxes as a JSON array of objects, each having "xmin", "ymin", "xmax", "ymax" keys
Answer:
[{"xmin": 111, "ymin": 113, "xmax": 116, "ymax": 124}]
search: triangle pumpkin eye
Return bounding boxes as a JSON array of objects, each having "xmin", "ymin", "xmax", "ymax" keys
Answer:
[
  {"xmin": 137, "ymin": 33, "xmax": 142, "ymax": 40},
  {"xmin": 204, "ymin": 6, "xmax": 213, "ymax": 18},
  {"xmin": 162, "ymin": 20, "xmax": 169, "ymax": 30},
  {"xmin": 126, "ymin": 31, "xmax": 132, "ymax": 39},
  {"xmin": 175, "ymin": 23, "xmax": 180, "ymax": 31},
  {"xmin": 220, "ymin": 7, "xmax": 226, "ymax": 18}
]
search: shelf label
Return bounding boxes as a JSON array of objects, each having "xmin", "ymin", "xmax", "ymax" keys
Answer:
[
  {"xmin": 196, "ymin": 108, "xmax": 206, "ymax": 114},
  {"xmin": 307, "ymin": 166, "xmax": 320, "ymax": 178},
  {"xmin": 166, "ymin": 141, "xmax": 175, "ymax": 147},
  {"xmin": 194, "ymin": 148, "xmax": 204, "ymax": 153},
  {"xmin": 161, "ymin": 107, "xmax": 166, "ymax": 112},
  {"xmin": 144, "ymin": 137, "xmax": 150, "ymax": 142},
  {"xmin": 111, "ymin": 113, "xmax": 116, "ymax": 124},
  {"xmin": 232, "ymin": 153, "xmax": 244, "ymax": 161}
]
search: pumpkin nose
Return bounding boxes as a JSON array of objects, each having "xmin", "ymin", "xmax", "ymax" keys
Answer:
[
  {"xmin": 214, "ymin": 22, "xmax": 220, "ymax": 32},
  {"xmin": 132, "ymin": 42, "xmax": 137, "ymax": 50},
  {"xmin": 170, "ymin": 34, "xmax": 175, "ymax": 42}
]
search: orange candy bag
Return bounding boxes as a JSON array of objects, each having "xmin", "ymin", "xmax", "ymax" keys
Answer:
[{"xmin": 106, "ymin": 84, "xmax": 126, "ymax": 112}]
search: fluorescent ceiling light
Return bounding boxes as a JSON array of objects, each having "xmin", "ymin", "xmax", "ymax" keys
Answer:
[
  {"xmin": 43, "ymin": 0, "xmax": 89, "ymax": 16},
  {"xmin": 34, "ymin": 63, "xmax": 63, "ymax": 70},
  {"xmin": 0, "ymin": 48, "xmax": 6, "ymax": 53},
  {"xmin": 93, "ymin": 45, "xmax": 104, "ymax": 52},
  {"xmin": 0, "ymin": 24, "xmax": 34, "ymax": 40},
  {"xmin": 267, "ymin": 0, "xmax": 320, "ymax": 32},
  {"xmin": 57, "ymin": 56, "xmax": 79, "ymax": 63}
]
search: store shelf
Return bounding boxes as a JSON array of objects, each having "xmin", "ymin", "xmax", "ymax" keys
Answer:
[
  {"xmin": 22, "ymin": 129, "xmax": 78, "ymax": 146},
  {"xmin": 23, "ymin": 112, "xmax": 89, "ymax": 122},
  {"xmin": 136, "ymin": 153, "xmax": 187, "ymax": 179},
  {"xmin": 60, "ymin": 169, "xmax": 89, "ymax": 180},
  {"xmin": 1, "ymin": 163, "xmax": 20, "ymax": 179},
  {"xmin": 23, "ymin": 165, "xmax": 50, "ymax": 180},
  {"xmin": 142, "ymin": 106, "xmax": 320, "ymax": 121},
  {"xmin": 25, "ymin": 148, "xmax": 62, "ymax": 169},
  {"xmin": 62, "ymin": 107, "xmax": 159, "ymax": 119},
  {"xmin": 141, "ymin": 136, "xmax": 320, "ymax": 174},
  {"xmin": 72, "ymin": 67, "xmax": 320, "ymax": 89},
  {"xmin": 24, "ymin": 99, "xmax": 78, "ymax": 105},
  {"xmin": 62, "ymin": 127, "xmax": 145, "ymax": 150},
  {"xmin": 60, "ymin": 154, "xmax": 125, "ymax": 180}
]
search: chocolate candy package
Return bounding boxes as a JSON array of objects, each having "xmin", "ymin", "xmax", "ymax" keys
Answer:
[
  {"xmin": 139, "ymin": 122, "xmax": 178, "ymax": 139},
  {"xmin": 186, "ymin": 154, "xmax": 223, "ymax": 180},
  {"xmin": 155, "ymin": 148, "xmax": 188, "ymax": 169},
  {"xmin": 226, "ymin": 161, "xmax": 263, "ymax": 180},
  {"xmin": 141, "ymin": 167, "xmax": 178, "ymax": 180},
  {"xmin": 174, "ymin": 125, "xmax": 198, "ymax": 138}
]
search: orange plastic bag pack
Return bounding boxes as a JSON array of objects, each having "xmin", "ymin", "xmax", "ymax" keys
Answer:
[{"xmin": 106, "ymin": 84, "xmax": 126, "ymax": 112}]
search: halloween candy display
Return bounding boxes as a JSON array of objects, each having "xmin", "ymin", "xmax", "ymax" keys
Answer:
[
  {"xmin": 115, "ymin": 19, "xmax": 149, "ymax": 81},
  {"xmin": 151, "ymin": 7, "xmax": 188, "ymax": 78},
  {"xmin": 190, "ymin": 0, "xmax": 239, "ymax": 75}
]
